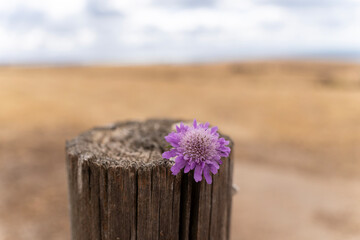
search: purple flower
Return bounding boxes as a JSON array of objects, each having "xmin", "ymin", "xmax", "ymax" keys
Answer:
[{"xmin": 162, "ymin": 119, "xmax": 231, "ymax": 184}]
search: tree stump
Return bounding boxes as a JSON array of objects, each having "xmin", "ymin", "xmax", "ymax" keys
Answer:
[{"xmin": 66, "ymin": 119, "xmax": 234, "ymax": 240}]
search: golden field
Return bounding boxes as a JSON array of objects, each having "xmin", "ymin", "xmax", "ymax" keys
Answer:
[{"xmin": 0, "ymin": 61, "xmax": 359, "ymax": 240}]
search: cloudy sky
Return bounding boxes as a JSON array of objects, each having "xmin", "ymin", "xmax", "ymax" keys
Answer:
[{"xmin": 0, "ymin": 0, "xmax": 360, "ymax": 64}]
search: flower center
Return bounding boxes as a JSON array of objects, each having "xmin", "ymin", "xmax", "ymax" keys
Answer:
[{"xmin": 180, "ymin": 128, "xmax": 217, "ymax": 163}]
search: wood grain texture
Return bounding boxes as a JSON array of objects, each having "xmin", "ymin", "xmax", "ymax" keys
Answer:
[{"xmin": 66, "ymin": 119, "xmax": 234, "ymax": 240}]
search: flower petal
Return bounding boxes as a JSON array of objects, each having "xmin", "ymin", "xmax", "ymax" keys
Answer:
[
  {"xmin": 166, "ymin": 132, "xmax": 184, "ymax": 146},
  {"xmin": 211, "ymin": 126, "xmax": 218, "ymax": 134},
  {"xmin": 203, "ymin": 166, "xmax": 212, "ymax": 184},
  {"xmin": 208, "ymin": 163, "xmax": 218, "ymax": 174},
  {"xmin": 177, "ymin": 122, "xmax": 189, "ymax": 133},
  {"xmin": 170, "ymin": 157, "xmax": 187, "ymax": 175},
  {"xmin": 193, "ymin": 119, "xmax": 198, "ymax": 128},
  {"xmin": 218, "ymin": 146, "xmax": 231, "ymax": 157},
  {"xmin": 206, "ymin": 160, "xmax": 219, "ymax": 169},
  {"xmin": 215, "ymin": 158, "xmax": 223, "ymax": 165},
  {"xmin": 194, "ymin": 164, "xmax": 203, "ymax": 182},
  {"xmin": 184, "ymin": 163, "xmax": 192, "ymax": 173},
  {"xmin": 162, "ymin": 149, "xmax": 177, "ymax": 159}
]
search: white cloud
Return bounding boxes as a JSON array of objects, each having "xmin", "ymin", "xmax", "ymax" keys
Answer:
[
  {"xmin": 0, "ymin": 0, "xmax": 359, "ymax": 64},
  {"xmin": 0, "ymin": 0, "xmax": 86, "ymax": 19}
]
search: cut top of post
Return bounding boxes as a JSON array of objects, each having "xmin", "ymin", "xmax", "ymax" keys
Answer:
[{"xmin": 66, "ymin": 119, "xmax": 183, "ymax": 169}]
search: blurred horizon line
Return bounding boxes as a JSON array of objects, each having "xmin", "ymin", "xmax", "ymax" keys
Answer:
[{"xmin": 1, "ymin": 52, "xmax": 360, "ymax": 67}]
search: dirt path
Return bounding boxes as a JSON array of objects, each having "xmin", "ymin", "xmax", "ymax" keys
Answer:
[{"xmin": 232, "ymin": 163, "xmax": 360, "ymax": 240}]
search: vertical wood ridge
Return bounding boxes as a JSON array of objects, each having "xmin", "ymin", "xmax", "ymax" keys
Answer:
[
  {"xmin": 189, "ymin": 180, "xmax": 200, "ymax": 240},
  {"xmin": 207, "ymin": 182, "xmax": 214, "ymax": 240}
]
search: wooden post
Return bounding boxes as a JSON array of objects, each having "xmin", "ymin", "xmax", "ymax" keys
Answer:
[{"xmin": 66, "ymin": 119, "xmax": 234, "ymax": 240}]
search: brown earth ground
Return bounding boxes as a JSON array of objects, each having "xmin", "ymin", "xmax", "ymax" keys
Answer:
[{"xmin": 0, "ymin": 61, "xmax": 360, "ymax": 240}]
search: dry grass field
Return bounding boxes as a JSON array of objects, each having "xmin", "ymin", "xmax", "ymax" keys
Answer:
[{"xmin": 0, "ymin": 61, "xmax": 360, "ymax": 240}]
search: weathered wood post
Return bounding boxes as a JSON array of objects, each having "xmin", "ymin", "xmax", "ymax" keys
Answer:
[{"xmin": 66, "ymin": 119, "xmax": 234, "ymax": 240}]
